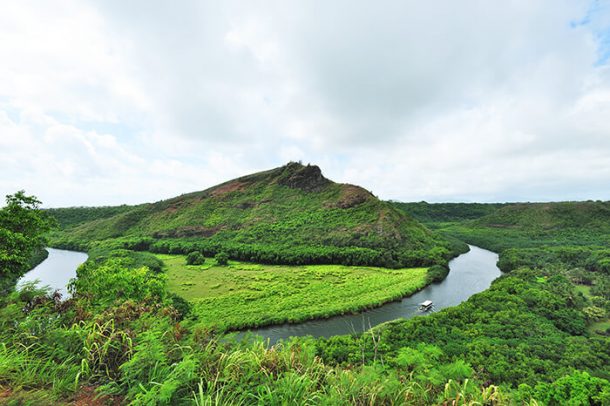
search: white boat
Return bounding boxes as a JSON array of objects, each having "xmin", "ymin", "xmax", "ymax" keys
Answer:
[{"xmin": 419, "ymin": 300, "xmax": 433, "ymax": 311}]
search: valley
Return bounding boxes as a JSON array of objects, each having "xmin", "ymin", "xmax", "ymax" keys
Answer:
[
  {"xmin": 1, "ymin": 166, "xmax": 609, "ymax": 405},
  {"xmin": 3, "ymin": 3, "xmax": 609, "ymax": 404}
]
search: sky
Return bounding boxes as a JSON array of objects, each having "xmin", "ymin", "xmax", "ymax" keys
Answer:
[{"xmin": 1, "ymin": 0, "xmax": 610, "ymax": 207}]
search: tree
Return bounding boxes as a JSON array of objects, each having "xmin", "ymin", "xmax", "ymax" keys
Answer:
[{"xmin": 0, "ymin": 191, "xmax": 54, "ymax": 278}]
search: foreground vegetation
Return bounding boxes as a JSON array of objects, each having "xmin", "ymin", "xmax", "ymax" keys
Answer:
[
  {"xmin": 0, "ymin": 284, "xmax": 510, "ymax": 405},
  {"xmin": 161, "ymin": 253, "xmax": 428, "ymax": 331}
]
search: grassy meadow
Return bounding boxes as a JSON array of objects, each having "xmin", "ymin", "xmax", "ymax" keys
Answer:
[{"xmin": 158, "ymin": 253, "xmax": 428, "ymax": 331}]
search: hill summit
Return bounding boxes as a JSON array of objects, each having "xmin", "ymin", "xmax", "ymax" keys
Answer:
[{"xmin": 50, "ymin": 162, "xmax": 460, "ymax": 267}]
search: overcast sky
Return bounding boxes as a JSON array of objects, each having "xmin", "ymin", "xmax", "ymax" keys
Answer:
[{"xmin": 1, "ymin": 1, "xmax": 610, "ymax": 207}]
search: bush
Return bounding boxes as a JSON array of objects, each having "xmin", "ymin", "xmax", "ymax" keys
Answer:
[
  {"xmin": 168, "ymin": 293, "xmax": 191, "ymax": 320},
  {"xmin": 186, "ymin": 251, "xmax": 205, "ymax": 266},
  {"xmin": 215, "ymin": 252, "xmax": 229, "ymax": 266}
]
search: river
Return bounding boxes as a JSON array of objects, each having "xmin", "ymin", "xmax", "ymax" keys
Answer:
[
  {"xmin": 243, "ymin": 245, "xmax": 502, "ymax": 343},
  {"xmin": 18, "ymin": 248, "xmax": 88, "ymax": 298},
  {"xmin": 21, "ymin": 245, "xmax": 500, "ymax": 342}
]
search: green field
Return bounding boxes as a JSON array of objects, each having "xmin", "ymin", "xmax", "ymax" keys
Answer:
[{"xmin": 159, "ymin": 253, "xmax": 428, "ymax": 331}]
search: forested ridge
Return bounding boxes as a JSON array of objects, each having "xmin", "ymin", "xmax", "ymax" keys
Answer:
[{"xmin": 395, "ymin": 200, "xmax": 610, "ymax": 251}]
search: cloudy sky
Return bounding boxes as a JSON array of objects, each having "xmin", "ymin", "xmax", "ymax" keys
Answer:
[{"xmin": 1, "ymin": 1, "xmax": 610, "ymax": 207}]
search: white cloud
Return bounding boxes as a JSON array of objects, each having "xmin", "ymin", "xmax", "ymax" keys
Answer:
[{"xmin": 0, "ymin": 0, "xmax": 609, "ymax": 206}]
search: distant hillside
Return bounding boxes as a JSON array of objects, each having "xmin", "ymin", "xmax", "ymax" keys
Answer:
[
  {"xmin": 391, "ymin": 201, "xmax": 507, "ymax": 224},
  {"xmin": 50, "ymin": 162, "xmax": 463, "ymax": 267},
  {"xmin": 475, "ymin": 201, "xmax": 610, "ymax": 230},
  {"xmin": 46, "ymin": 205, "xmax": 137, "ymax": 229},
  {"xmin": 395, "ymin": 201, "xmax": 610, "ymax": 252}
]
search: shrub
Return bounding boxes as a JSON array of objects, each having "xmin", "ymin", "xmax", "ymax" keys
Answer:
[
  {"xmin": 215, "ymin": 252, "xmax": 229, "ymax": 266},
  {"xmin": 169, "ymin": 293, "xmax": 191, "ymax": 320},
  {"xmin": 186, "ymin": 251, "xmax": 205, "ymax": 266}
]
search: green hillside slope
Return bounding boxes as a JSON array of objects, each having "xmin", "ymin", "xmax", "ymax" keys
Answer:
[
  {"xmin": 46, "ymin": 205, "xmax": 137, "ymax": 229},
  {"xmin": 391, "ymin": 201, "xmax": 507, "ymax": 224},
  {"xmin": 50, "ymin": 162, "xmax": 463, "ymax": 267},
  {"xmin": 395, "ymin": 200, "xmax": 610, "ymax": 252},
  {"xmin": 475, "ymin": 201, "xmax": 610, "ymax": 230}
]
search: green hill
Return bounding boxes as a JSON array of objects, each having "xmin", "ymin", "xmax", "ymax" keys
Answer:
[
  {"xmin": 394, "ymin": 200, "xmax": 610, "ymax": 253},
  {"xmin": 391, "ymin": 201, "xmax": 507, "ymax": 224},
  {"xmin": 475, "ymin": 201, "xmax": 610, "ymax": 230},
  {"xmin": 50, "ymin": 162, "xmax": 462, "ymax": 267},
  {"xmin": 393, "ymin": 200, "xmax": 610, "ymax": 230},
  {"xmin": 45, "ymin": 205, "xmax": 137, "ymax": 229}
]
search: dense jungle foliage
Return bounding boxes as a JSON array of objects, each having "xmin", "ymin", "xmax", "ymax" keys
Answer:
[
  {"xmin": 47, "ymin": 163, "xmax": 466, "ymax": 269},
  {"xmin": 396, "ymin": 201, "xmax": 610, "ymax": 335}
]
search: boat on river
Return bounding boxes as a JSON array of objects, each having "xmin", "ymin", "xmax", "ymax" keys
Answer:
[{"xmin": 419, "ymin": 300, "xmax": 433, "ymax": 311}]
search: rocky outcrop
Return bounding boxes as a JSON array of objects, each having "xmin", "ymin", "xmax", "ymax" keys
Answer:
[{"xmin": 277, "ymin": 163, "xmax": 330, "ymax": 192}]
